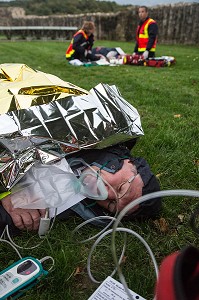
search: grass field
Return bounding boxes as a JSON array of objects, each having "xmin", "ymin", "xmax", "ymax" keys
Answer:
[{"xmin": 0, "ymin": 40, "xmax": 199, "ymax": 299}]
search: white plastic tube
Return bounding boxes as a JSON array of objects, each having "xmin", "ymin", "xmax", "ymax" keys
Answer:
[{"xmin": 111, "ymin": 189, "xmax": 199, "ymax": 300}]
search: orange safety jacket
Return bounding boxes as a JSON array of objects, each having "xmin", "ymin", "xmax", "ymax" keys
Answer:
[
  {"xmin": 136, "ymin": 18, "xmax": 157, "ymax": 52},
  {"xmin": 66, "ymin": 30, "xmax": 89, "ymax": 59}
]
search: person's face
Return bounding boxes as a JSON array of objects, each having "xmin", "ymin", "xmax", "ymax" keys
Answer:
[
  {"xmin": 91, "ymin": 159, "xmax": 144, "ymax": 213},
  {"xmin": 88, "ymin": 27, "xmax": 95, "ymax": 36},
  {"xmin": 138, "ymin": 7, "xmax": 148, "ymax": 21}
]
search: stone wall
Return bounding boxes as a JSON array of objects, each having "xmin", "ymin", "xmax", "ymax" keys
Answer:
[{"xmin": 0, "ymin": 3, "xmax": 198, "ymax": 44}]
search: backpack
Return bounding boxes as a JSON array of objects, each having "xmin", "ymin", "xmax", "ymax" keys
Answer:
[{"xmin": 123, "ymin": 54, "xmax": 176, "ymax": 67}]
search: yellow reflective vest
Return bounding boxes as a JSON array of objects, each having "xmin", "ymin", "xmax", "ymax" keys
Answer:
[
  {"xmin": 66, "ymin": 30, "xmax": 88, "ymax": 59},
  {"xmin": 136, "ymin": 18, "xmax": 157, "ymax": 52}
]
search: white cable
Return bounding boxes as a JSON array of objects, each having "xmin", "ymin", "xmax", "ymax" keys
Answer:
[
  {"xmin": 6, "ymin": 225, "xmax": 44, "ymax": 250},
  {"xmin": 114, "ymin": 190, "xmax": 199, "ymax": 228},
  {"xmin": 72, "ymin": 159, "xmax": 120, "ymax": 243},
  {"xmin": 87, "ymin": 227, "xmax": 127, "ymax": 283},
  {"xmin": 0, "ymin": 238, "xmax": 22, "ymax": 259},
  {"xmin": 39, "ymin": 255, "xmax": 55, "ymax": 272},
  {"xmin": 0, "ymin": 226, "xmax": 6, "ymax": 239},
  {"xmin": 72, "ymin": 215, "xmax": 117, "ymax": 243},
  {"xmin": 87, "ymin": 227, "xmax": 158, "ymax": 284},
  {"xmin": 111, "ymin": 189, "xmax": 199, "ymax": 300},
  {"xmin": 5, "ymin": 207, "xmax": 58, "ymax": 250}
]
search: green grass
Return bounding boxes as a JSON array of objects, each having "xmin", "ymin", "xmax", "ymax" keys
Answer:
[{"xmin": 0, "ymin": 40, "xmax": 199, "ymax": 299}]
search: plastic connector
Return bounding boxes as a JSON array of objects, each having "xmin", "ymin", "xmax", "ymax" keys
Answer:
[
  {"xmin": 38, "ymin": 209, "xmax": 50, "ymax": 238},
  {"xmin": 38, "ymin": 218, "xmax": 50, "ymax": 238}
]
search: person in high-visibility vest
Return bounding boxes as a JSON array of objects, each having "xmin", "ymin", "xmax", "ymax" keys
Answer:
[
  {"xmin": 66, "ymin": 21, "xmax": 100, "ymax": 62},
  {"xmin": 133, "ymin": 6, "xmax": 158, "ymax": 59}
]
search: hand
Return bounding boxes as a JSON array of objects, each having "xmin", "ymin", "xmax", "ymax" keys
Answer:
[
  {"xmin": 142, "ymin": 50, "xmax": 149, "ymax": 60},
  {"xmin": 1, "ymin": 195, "xmax": 46, "ymax": 231},
  {"xmin": 84, "ymin": 49, "xmax": 88, "ymax": 57}
]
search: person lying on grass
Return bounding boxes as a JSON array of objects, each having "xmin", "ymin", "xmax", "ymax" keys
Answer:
[{"xmin": 0, "ymin": 144, "xmax": 162, "ymax": 235}]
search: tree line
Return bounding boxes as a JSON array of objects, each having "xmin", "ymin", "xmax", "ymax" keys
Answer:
[{"xmin": 0, "ymin": 0, "xmax": 131, "ymax": 15}]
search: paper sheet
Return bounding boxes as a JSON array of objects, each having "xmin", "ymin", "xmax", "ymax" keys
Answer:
[{"xmin": 88, "ymin": 276, "xmax": 146, "ymax": 300}]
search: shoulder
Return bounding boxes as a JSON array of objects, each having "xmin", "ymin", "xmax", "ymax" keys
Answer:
[
  {"xmin": 148, "ymin": 18, "xmax": 158, "ymax": 26},
  {"xmin": 74, "ymin": 30, "xmax": 85, "ymax": 38},
  {"xmin": 148, "ymin": 17, "xmax": 156, "ymax": 23}
]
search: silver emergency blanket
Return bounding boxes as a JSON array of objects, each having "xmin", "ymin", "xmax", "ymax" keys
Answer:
[{"xmin": 0, "ymin": 63, "xmax": 144, "ymax": 192}]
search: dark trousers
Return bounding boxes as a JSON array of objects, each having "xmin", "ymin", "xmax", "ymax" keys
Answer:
[
  {"xmin": 69, "ymin": 51, "xmax": 100, "ymax": 62},
  {"xmin": 138, "ymin": 51, "xmax": 155, "ymax": 58}
]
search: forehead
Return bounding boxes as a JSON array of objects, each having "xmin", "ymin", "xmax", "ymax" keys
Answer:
[{"xmin": 139, "ymin": 7, "xmax": 147, "ymax": 13}]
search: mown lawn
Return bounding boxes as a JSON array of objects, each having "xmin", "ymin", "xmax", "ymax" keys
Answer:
[{"xmin": 0, "ymin": 40, "xmax": 199, "ymax": 299}]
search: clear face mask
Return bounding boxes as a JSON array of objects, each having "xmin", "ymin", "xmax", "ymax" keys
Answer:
[{"xmin": 69, "ymin": 159, "xmax": 108, "ymax": 201}]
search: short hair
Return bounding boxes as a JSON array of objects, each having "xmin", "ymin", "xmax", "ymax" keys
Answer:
[
  {"xmin": 139, "ymin": 6, "xmax": 148, "ymax": 12},
  {"xmin": 81, "ymin": 21, "xmax": 95, "ymax": 34}
]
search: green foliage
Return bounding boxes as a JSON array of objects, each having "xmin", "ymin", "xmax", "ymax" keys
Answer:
[
  {"xmin": 0, "ymin": 41, "xmax": 198, "ymax": 299},
  {"xmin": 0, "ymin": 0, "xmax": 128, "ymax": 15}
]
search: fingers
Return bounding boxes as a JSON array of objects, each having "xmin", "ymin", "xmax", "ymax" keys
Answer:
[
  {"xmin": 11, "ymin": 213, "xmax": 26, "ymax": 230},
  {"xmin": 1, "ymin": 194, "xmax": 46, "ymax": 232},
  {"xmin": 39, "ymin": 209, "xmax": 46, "ymax": 218},
  {"xmin": 11, "ymin": 209, "xmax": 44, "ymax": 231},
  {"xmin": 25, "ymin": 209, "xmax": 41, "ymax": 231}
]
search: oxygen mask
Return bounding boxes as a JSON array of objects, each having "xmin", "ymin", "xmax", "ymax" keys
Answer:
[{"xmin": 69, "ymin": 158, "xmax": 108, "ymax": 201}]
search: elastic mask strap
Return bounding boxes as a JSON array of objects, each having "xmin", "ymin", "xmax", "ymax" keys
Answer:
[
  {"xmin": 85, "ymin": 201, "xmax": 97, "ymax": 208},
  {"xmin": 98, "ymin": 156, "xmax": 129, "ymax": 171}
]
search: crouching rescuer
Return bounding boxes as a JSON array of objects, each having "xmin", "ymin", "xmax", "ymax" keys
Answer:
[{"xmin": 65, "ymin": 21, "xmax": 100, "ymax": 62}]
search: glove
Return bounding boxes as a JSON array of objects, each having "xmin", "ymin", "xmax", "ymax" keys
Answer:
[
  {"xmin": 84, "ymin": 49, "xmax": 92, "ymax": 58},
  {"xmin": 84, "ymin": 49, "xmax": 88, "ymax": 57},
  {"xmin": 142, "ymin": 50, "xmax": 149, "ymax": 60}
]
